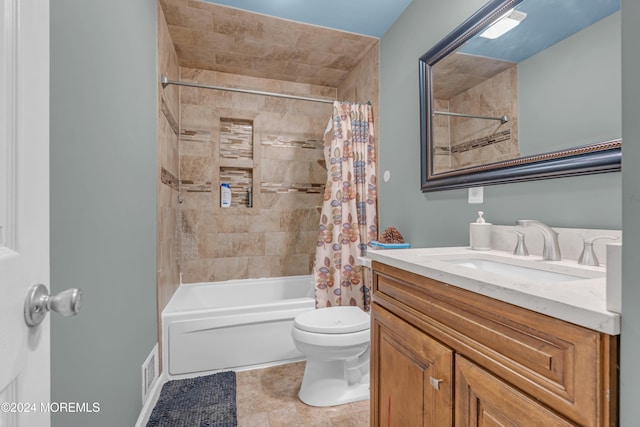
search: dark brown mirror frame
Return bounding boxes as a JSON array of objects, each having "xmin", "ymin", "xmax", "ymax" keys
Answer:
[{"xmin": 419, "ymin": 0, "xmax": 621, "ymax": 192}]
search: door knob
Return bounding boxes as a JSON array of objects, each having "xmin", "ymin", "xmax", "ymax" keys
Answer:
[{"xmin": 24, "ymin": 284, "xmax": 83, "ymax": 327}]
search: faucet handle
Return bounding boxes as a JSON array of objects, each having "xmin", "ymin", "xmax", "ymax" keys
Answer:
[
  {"xmin": 511, "ymin": 230, "xmax": 529, "ymax": 256},
  {"xmin": 577, "ymin": 235, "xmax": 620, "ymax": 266}
]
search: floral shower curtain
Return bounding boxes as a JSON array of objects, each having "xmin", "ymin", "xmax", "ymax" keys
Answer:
[{"xmin": 314, "ymin": 101, "xmax": 377, "ymax": 311}]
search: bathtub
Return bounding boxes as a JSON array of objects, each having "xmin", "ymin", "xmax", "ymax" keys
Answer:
[{"xmin": 162, "ymin": 275, "xmax": 316, "ymax": 378}]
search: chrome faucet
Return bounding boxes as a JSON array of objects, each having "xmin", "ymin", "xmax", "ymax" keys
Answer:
[{"xmin": 515, "ymin": 220, "xmax": 561, "ymax": 261}]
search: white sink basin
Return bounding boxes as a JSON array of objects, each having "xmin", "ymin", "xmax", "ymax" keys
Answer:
[{"xmin": 445, "ymin": 258, "xmax": 587, "ymax": 282}]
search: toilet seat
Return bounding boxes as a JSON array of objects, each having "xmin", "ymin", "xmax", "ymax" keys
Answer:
[{"xmin": 294, "ymin": 306, "xmax": 369, "ymax": 334}]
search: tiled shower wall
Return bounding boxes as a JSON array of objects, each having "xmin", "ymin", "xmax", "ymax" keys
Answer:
[
  {"xmin": 175, "ymin": 68, "xmax": 335, "ymax": 283},
  {"xmin": 337, "ymin": 43, "xmax": 379, "ymax": 144},
  {"xmin": 157, "ymin": 2, "xmax": 181, "ymax": 368},
  {"xmin": 159, "ymin": 2, "xmax": 378, "ymax": 283},
  {"xmin": 434, "ymin": 66, "xmax": 519, "ymax": 173},
  {"xmin": 157, "ymin": 0, "xmax": 378, "ymax": 366},
  {"xmin": 157, "ymin": 2, "xmax": 180, "ymax": 318}
]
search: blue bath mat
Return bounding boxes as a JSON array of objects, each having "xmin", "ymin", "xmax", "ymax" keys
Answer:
[{"xmin": 146, "ymin": 371, "xmax": 237, "ymax": 427}]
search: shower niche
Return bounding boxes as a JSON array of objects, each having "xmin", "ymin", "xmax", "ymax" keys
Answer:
[{"xmin": 219, "ymin": 118, "xmax": 254, "ymax": 208}]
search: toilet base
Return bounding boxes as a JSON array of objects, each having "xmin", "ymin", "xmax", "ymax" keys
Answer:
[{"xmin": 298, "ymin": 357, "xmax": 370, "ymax": 407}]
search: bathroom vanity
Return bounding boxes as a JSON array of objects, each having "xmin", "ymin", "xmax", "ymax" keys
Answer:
[{"xmin": 367, "ymin": 248, "xmax": 619, "ymax": 426}]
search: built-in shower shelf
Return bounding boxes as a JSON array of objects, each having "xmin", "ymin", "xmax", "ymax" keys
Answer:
[
  {"xmin": 220, "ymin": 167, "xmax": 253, "ymax": 208},
  {"xmin": 219, "ymin": 118, "xmax": 255, "ymax": 208},
  {"xmin": 219, "ymin": 158, "xmax": 253, "ymax": 169}
]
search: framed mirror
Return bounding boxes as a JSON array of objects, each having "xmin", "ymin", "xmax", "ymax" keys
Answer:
[{"xmin": 419, "ymin": 0, "xmax": 621, "ymax": 192}]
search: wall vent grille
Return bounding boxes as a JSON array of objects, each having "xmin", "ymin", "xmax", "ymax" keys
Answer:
[{"xmin": 142, "ymin": 344, "xmax": 159, "ymax": 403}]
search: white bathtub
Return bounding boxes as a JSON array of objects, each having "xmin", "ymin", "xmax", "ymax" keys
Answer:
[{"xmin": 161, "ymin": 275, "xmax": 315, "ymax": 378}]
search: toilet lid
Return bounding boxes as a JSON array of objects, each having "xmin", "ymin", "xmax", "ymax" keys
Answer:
[{"xmin": 294, "ymin": 306, "xmax": 370, "ymax": 334}]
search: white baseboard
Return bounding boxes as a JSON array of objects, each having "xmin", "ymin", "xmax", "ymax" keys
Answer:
[{"xmin": 134, "ymin": 371, "xmax": 166, "ymax": 427}]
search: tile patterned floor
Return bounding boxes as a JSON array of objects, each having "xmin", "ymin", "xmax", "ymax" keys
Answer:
[{"xmin": 236, "ymin": 361, "xmax": 370, "ymax": 427}]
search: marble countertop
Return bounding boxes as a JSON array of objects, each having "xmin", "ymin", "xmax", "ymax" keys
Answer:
[{"xmin": 364, "ymin": 247, "xmax": 620, "ymax": 335}]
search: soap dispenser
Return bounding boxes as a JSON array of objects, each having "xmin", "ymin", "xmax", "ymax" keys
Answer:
[{"xmin": 470, "ymin": 211, "xmax": 492, "ymax": 251}]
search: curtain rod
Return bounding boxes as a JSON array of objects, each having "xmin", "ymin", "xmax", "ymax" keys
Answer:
[
  {"xmin": 434, "ymin": 110, "xmax": 508, "ymax": 124},
  {"xmin": 161, "ymin": 75, "xmax": 335, "ymax": 105}
]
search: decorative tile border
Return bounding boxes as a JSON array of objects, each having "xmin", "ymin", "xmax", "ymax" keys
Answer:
[
  {"xmin": 435, "ymin": 129, "xmax": 511, "ymax": 155},
  {"xmin": 261, "ymin": 182, "xmax": 324, "ymax": 194},
  {"xmin": 180, "ymin": 129, "xmax": 212, "ymax": 142},
  {"xmin": 180, "ymin": 180, "xmax": 212, "ymax": 193},
  {"xmin": 262, "ymin": 135, "xmax": 323, "ymax": 150},
  {"xmin": 161, "ymin": 167, "xmax": 179, "ymax": 191},
  {"xmin": 160, "ymin": 95, "xmax": 179, "ymax": 135},
  {"xmin": 162, "ymin": 167, "xmax": 212, "ymax": 193}
]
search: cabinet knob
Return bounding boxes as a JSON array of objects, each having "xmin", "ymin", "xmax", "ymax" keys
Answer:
[{"xmin": 429, "ymin": 376, "xmax": 443, "ymax": 390}]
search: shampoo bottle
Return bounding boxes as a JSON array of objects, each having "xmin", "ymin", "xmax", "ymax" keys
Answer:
[
  {"xmin": 220, "ymin": 183, "xmax": 231, "ymax": 208},
  {"xmin": 470, "ymin": 211, "xmax": 492, "ymax": 250}
]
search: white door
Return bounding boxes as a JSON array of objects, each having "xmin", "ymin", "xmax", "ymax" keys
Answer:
[{"xmin": 0, "ymin": 0, "xmax": 50, "ymax": 426}]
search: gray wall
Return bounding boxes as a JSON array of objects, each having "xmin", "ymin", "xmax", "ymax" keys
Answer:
[
  {"xmin": 379, "ymin": 0, "xmax": 621, "ymax": 244},
  {"xmin": 620, "ymin": 0, "xmax": 640, "ymax": 424},
  {"xmin": 50, "ymin": 0, "xmax": 157, "ymax": 426},
  {"xmin": 380, "ymin": 0, "xmax": 636, "ymax": 421},
  {"xmin": 519, "ymin": 12, "xmax": 621, "ymax": 154}
]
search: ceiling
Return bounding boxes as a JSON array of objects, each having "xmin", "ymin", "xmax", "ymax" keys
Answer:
[
  {"xmin": 461, "ymin": 0, "xmax": 619, "ymax": 63},
  {"xmin": 201, "ymin": 0, "xmax": 413, "ymax": 38},
  {"xmin": 159, "ymin": 0, "xmax": 398, "ymax": 88},
  {"xmin": 431, "ymin": 0, "xmax": 619, "ymax": 101},
  {"xmin": 433, "ymin": 54, "xmax": 515, "ymax": 100}
]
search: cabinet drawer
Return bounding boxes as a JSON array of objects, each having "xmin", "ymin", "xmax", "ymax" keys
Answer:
[{"xmin": 372, "ymin": 262, "xmax": 617, "ymax": 427}]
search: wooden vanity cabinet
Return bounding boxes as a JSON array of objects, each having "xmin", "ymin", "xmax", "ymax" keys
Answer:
[
  {"xmin": 371, "ymin": 262, "xmax": 619, "ymax": 427},
  {"xmin": 372, "ymin": 303, "xmax": 453, "ymax": 426}
]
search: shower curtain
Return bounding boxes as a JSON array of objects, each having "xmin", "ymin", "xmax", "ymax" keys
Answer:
[{"xmin": 314, "ymin": 101, "xmax": 377, "ymax": 311}]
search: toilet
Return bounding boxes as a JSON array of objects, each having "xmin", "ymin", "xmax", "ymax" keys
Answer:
[{"xmin": 291, "ymin": 306, "xmax": 371, "ymax": 407}]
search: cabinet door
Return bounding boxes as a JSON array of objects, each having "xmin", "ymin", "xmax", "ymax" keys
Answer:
[
  {"xmin": 371, "ymin": 303, "xmax": 453, "ymax": 427},
  {"xmin": 455, "ymin": 355, "xmax": 576, "ymax": 426}
]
